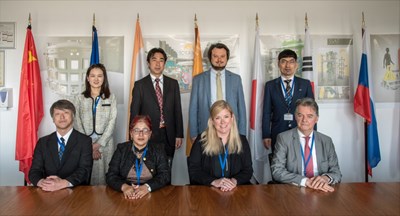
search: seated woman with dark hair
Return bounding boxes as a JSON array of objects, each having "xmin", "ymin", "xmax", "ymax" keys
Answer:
[
  {"xmin": 106, "ymin": 115, "xmax": 170, "ymax": 199},
  {"xmin": 188, "ymin": 100, "xmax": 253, "ymax": 191}
]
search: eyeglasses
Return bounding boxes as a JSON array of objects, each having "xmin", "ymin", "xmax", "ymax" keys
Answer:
[
  {"xmin": 132, "ymin": 128, "xmax": 151, "ymax": 135},
  {"xmin": 279, "ymin": 59, "xmax": 296, "ymax": 65}
]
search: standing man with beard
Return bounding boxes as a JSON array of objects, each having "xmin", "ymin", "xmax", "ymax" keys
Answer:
[{"xmin": 189, "ymin": 43, "xmax": 246, "ymax": 141}]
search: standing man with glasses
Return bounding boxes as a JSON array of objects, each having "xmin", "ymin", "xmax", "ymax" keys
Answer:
[
  {"xmin": 130, "ymin": 48, "xmax": 184, "ymax": 169},
  {"xmin": 29, "ymin": 100, "xmax": 93, "ymax": 191},
  {"xmin": 262, "ymin": 49, "xmax": 314, "ymax": 153}
]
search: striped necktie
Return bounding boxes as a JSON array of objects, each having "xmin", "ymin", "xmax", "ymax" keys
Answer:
[
  {"xmin": 59, "ymin": 137, "xmax": 66, "ymax": 161},
  {"xmin": 284, "ymin": 79, "xmax": 292, "ymax": 106}
]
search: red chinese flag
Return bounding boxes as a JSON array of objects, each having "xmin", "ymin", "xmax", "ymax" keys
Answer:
[{"xmin": 15, "ymin": 25, "xmax": 44, "ymax": 184}]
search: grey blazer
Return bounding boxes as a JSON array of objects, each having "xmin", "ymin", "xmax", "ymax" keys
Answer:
[
  {"xmin": 271, "ymin": 128, "xmax": 341, "ymax": 186},
  {"xmin": 189, "ymin": 70, "xmax": 246, "ymax": 138}
]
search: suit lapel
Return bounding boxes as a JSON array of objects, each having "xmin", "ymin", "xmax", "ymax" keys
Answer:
[
  {"xmin": 274, "ymin": 78, "xmax": 287, "ymax": 105},
  {"xmin": 60, "ymin": 130, "xmax": 78, "ymax": 167},
  {"xmin": 204, "ymin": 71, "xmax": 211, "ymax": 106},
  {"xmin": 49, "ymin": 133, "xmax": 62, "ymax": 167},
  {"xmin": 291, "ymin": 129, "xmax": 303, "ymax": 174},
  {"xmin": 292, "ymin": 77, "xmax": 305, "ymax": 102},
  {"xmin": 144, "ymin": 75, "xmax": 159, "ymax": 105},
  {"xmin": 225, "ymin": 71, "xmax": 232, "ymax": 102},
  {"xmin": 314, "ymin": 132, "xmax": 324, "ymax": 173},
  {"xmin": 162, "ymin": 76, "xmax": 170, "ymax": 108}
]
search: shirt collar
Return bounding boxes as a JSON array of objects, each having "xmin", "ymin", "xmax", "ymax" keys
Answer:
[
  {"xmin": 281, "ymin": 75, "xmax": 294, "ymax": 82},
  {"xmin": 150, "ymin": 74, "xmax": 164, "ymax": 83},
  {"xmin": 297, "ymin": 129, "xmax": 314, "ymax": 140},
  {"xmin": 211, "ymin": 68, "xmax": 226, "ymax": 75},
  {"xmin": 57, "ymin": 128, "xmax": 73, "ymax": 143}
]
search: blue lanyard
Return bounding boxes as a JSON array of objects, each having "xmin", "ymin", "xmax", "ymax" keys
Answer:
[
  {"xmin": 92, "ymin": 96, "xmax": 101, "ymax": 116},
  {"xmin": 218, "ymin": 145, "xmax": 229, "ymax": 177},
  {"xmin": 280, "ymin": 77, "xmax": 295, "ymax": 99},
  {"xmin": 300, "ymin": 135, "xmax": 315, "ymax": 176},
  {"xmin": 135, "ymin": 146, "xmax": 148, "ymax": 185}
]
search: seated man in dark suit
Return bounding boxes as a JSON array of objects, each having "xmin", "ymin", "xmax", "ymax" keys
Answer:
[
  {"xmin": 29, "ymin": 99, "xmax": 93, "ymax": 191},
  {"xmin": 271, "ymin": 98, "xmax": 341, "ymax": 192}
]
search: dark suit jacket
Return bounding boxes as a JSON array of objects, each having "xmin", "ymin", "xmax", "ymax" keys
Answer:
[
  {"xmin": 188, "ymin": 135, "xmax": 253, "ymax": 185},
  {"xmin": 271, "ymin": 128, "xmax": 342, "ymax": 186},
  {"xmin": 130, "ymin": 75, "xmax": 183, "ymax": 157},
  {"xmin": 262, "ymin": 76, "xmax": 314, "ymax": 150},
  {"xmin": 106, "ymin": 141, "xmax": 170, "ymax": 192},
  {"xmin": 29, "ymin": 129, "xmax": 93, "ymax": 186}
]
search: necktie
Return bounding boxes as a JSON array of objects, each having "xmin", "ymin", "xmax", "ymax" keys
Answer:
[
  {"xmin": 216, "ymin": 71, "xmax": 223, "ymax": 100},
  {"xmin": 155, "ymin": 78, "xmax": 165, "ymax": 127},
  {"xmin": 284, "ymin": 79, "xmax": 292, "ymax": 106},
  {"xmin": 59, "ymin": 137, "xmax": 66, "ymax": 161},
  {"xmin": 304, "ymin": 136, "xmax": 314, "ymax": 178}
]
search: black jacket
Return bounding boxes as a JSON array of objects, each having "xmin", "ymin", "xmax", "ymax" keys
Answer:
[
  {"xmin": 29, "ymin": 129, "xmax": 93, "ymax": 186},
  {"xmin": 188, "ymin": 135, "xmax": 253, "ymax": 185},
  {"xmin": 106, "ymin": 141, "xmax": 170, "ymax": 192}
]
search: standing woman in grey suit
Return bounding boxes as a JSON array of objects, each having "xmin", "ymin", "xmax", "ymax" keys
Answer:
[{"xmin": 74, "ymin": 63, "xmax": 117, "ymax": 185}]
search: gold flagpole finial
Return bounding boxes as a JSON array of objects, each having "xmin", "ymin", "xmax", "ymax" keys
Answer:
[
  {"xmin": 194, "ymin": 14, "xmax": 198, "ymax": 28},
  {"xmin": 256, "ymin": 13, "xmax": 259, "ymax": 29},
  {"xmin": 137, "ymin": 13, "xmax": 140, "ymax": 21},
  {"xmin": 362, "ymin": 12, "xmax": 365, "ymax": 28},
  {"xmin": 28, "ymin": 13, "xmax": 31, "ymax": 26},
  {"xmin": 305, "ymin": 13, "xmax": 308, "ymax": 28},
  {"xmin": 93, "ymin": 13, "xmax": 96, "ymax": 26}
]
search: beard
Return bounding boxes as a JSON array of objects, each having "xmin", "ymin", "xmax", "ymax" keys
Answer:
[{"xmin": 211, "ymin": 63, "xmax": 226, "ymax": 71}]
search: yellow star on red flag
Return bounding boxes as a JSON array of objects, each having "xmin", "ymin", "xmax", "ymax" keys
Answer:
[{"xmin": 28, "ymin": 50, "xmax": 37, "ymax": 63}]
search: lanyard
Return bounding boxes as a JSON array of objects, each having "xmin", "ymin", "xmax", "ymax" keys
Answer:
[
  {"xmin": 218, "ymin": 145, "xmax": 229, "ymax": 177},
  {"xmin": 300, "ymin": 135, "xmax": 315, "ymax": 176},
  {"xmin": 92, "ymin": 96, "xmax": 101, "ymax": 116},
  {"xmin": 135, "ymin": 146, "xmax": 148, "ymax": 185}
]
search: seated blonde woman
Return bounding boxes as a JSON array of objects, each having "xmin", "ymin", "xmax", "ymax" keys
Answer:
[
  {"xmin": 188, "ymin": 100, "xmax": 253, "ymax": 191},
  {"xmin": 106, "ymin": 115, "xmax": 170, "ymax": 199}
]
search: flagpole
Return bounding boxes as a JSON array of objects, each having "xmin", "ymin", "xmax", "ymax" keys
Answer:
[
  {"xmin": 362, "ymin": 12, "xmax": 368, "ymax": 183},
  {"xmin": 24, "ymin": 13, "xmax": 32, "ymax": 187}
]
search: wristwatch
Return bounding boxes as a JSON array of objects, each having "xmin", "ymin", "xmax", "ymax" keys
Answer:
[{"xmin": 144, "ymin": 183, "xmax": 152, "ymax": 192}]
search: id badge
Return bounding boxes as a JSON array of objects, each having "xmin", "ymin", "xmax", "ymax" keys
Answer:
[{"xmin": 284, "ymin": 113, "xmax": 293, "ymax": 121}]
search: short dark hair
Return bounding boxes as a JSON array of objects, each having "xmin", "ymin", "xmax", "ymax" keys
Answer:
[
  {"xmin": 207, "ymin": 43, "xmax": 230, "ymax": 62},
  {"xmin": 295, "ymin": 98, "xmax": 319, "ymax": 116},
  {"xmin": 147, "ymin": 48, "xmax": 167, "ymax": 63},
  {"xmin": 50, "ymin": 99, "xmax": 76, "ymax": 118},
  {"xmin": 278, "ymin": 49, "xmax": 297, "ymax": 61},
  {"xmin": 83, "ymin": 63, "xmax": 111, "ymax": 99}
]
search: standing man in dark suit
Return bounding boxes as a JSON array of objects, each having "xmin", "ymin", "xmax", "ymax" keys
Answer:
[
  {"xmin": 271, "ymin": 98, "xmax": 341, "ymax": 192},
  {"xmin": 262, "ymin": 49, "xmax": 314, "ymax": 152},
  {"xmin": 130, "ymin": 48, "xmax": 184, "ymax": 167},
  {"xmin": 29, "ymin": 100, "xmax": 93, "ymax": 191},
  {"xmin": 189, "ymin": 43, "xmax": 246, "ymax": 141}
]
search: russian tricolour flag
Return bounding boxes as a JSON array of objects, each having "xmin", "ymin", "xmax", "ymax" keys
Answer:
[{"xmin": 354, "ymin": 25, "xmax": 381, "ymax": 176}]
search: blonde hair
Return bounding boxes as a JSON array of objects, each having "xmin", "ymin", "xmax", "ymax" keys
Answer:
[{"xmin": 201, "ymin": 100, "xmax": 242, "ymax": 156}]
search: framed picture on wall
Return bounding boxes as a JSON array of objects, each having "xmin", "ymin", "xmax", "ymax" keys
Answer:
[
  {"xmin": 0, "ymin": 50, "xmax": 4, "ymax": 86},
  {"xmin": 0, "ymin": 22, "xmax": 16, "ymax": 49}
]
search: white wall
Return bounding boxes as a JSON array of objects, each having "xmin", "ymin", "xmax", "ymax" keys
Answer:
[{"xmin": 0, "ymin": 0, "xmax": 399, "ymax": 186}]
